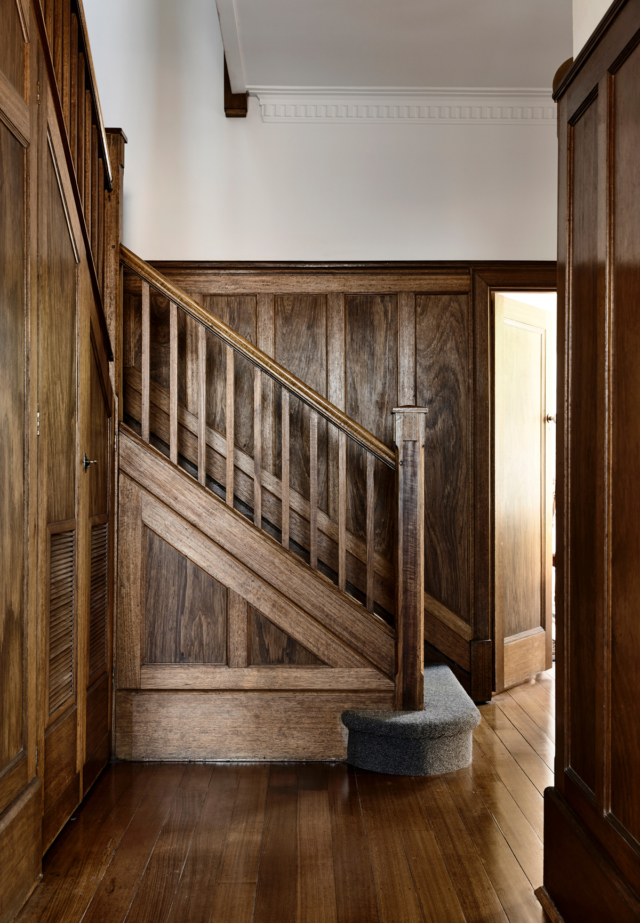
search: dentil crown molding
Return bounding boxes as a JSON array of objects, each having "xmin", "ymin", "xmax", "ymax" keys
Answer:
[{"xmin": 248, "ymin": 87, "xmax": 556, "ymax": 125}]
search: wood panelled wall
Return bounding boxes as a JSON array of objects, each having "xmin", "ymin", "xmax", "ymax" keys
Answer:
[
  {"xmin": 0, "ymin": 2, "xmax": 120, "ymax": 920},
  {"xmin": 123, "ymin": 260, "xmax": 556, "ymax": 700},
  {"xmin": 540, "ymin": 2, "xmax": 640, "ymax": 921}
]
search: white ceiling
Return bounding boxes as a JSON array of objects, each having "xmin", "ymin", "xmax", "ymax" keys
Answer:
[{"xmin": 218, "ymin": 0, "xmax": 573, "ymax": 92}]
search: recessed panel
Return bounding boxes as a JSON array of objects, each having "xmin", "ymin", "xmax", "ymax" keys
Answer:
[
  {"xmin": 345, "ymin": 294, "xmax": 396, "ymax": 558},
  {"xmin": 611, "ymin": 44, "xmax": 640, "ymax": 844},
  {"xmin": 250, "ymin": 607, "xmax": 324, "ymax": 665},
  {"xmin": 144, "ymin": 530, "xmax": 227, "ymax": 664},
  {"xmin": 275, "ymin": 294, "xmax": 328, "ymax": 511},
  {"xmin": 0, "ymin": 122, "xmax": 25, "ymax": 772},
  {"xmin": 416, "ymin": 294, "xmax": 470, "ymax": 622},
  {"xmin": 567, "ymin": 99, "xmax": 599, "ymax": 795},
  {"xmin": 0, "ymin": 0, "xmax": 25, "ymax": 96}
]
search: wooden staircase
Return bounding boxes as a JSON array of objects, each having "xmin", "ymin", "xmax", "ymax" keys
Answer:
[{"xmin": 115, "ymin": 248, "xmax": 479, "ymax": 760}]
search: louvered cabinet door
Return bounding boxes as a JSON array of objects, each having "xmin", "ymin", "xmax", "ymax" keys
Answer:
[{"xmin": 82, "ymin": 331, "xmax": 112, "ymax": 793}]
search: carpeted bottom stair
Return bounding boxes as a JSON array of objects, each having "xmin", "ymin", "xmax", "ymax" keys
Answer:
[{"xmin": 341, "ymin": 664, "xmax": 481, "ymax": 776}]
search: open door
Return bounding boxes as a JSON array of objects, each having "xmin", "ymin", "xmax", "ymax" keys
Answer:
[{"xmin": 494, "ymin": 292, "xmax": 556, "ymax": 692}]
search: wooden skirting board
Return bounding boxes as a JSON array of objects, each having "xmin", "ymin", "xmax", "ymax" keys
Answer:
[{"xmin": 115, "ymin": 689, "xmax": 394, "ymax": 761}]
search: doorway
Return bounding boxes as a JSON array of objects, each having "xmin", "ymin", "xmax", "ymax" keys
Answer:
[{"xmin": 494, "ymin": 291, "xmax": 557, "ymax": 692}]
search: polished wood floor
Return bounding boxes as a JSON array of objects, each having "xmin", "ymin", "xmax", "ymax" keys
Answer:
[{"xmin": 17, "ymin": 669, "xmax": 554, "ymax": 923}]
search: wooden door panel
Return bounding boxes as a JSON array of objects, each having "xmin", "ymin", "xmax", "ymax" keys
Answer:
[
  {"xmin": 38, "ymin": 92, "xmax": 81, "ymax": 849},
  {"xmin": 0, "ymin": 119, "xmax": 26, "ymax": 779},
  {"xmin": 610, "ymin": 39, "xmax": 640, "ymax": 847},
  {"xmin": 544, "ymin": 5, "xmax": 640, "ymax": 918},
  {"xmin": 567, "ymin": 98, "xmax": 599, "ymax": 797}
]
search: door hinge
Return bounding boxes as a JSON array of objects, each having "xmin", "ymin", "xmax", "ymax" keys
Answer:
[{"xmin": 37, "ymin": 411, "xmax": 40, "ymax": 436}]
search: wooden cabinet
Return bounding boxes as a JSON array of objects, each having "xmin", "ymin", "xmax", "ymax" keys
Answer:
[
  {"xmin": 541, "ymin": 1, "xmax": 640, "ymax": 919},
  {"xmin": 0, "ymin": 0, "xmax": 119, "ymax": 916}
]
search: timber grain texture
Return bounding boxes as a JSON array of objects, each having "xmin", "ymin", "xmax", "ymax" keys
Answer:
[
  {"xmin": 17, "ymin": 670, "xmax": 556, "ymax": 923},
  {"xmin": 118, "ymin": 428, "xmax": 394, "ymax": 676}
]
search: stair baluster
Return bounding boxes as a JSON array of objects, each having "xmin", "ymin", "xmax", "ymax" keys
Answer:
[
  {"xmin": 121, "ymin": 249, "xmax": 400, "ymax": 647},
  {"xmin": 253, "ymin": 368, "xmax": 262, "ymax": 529},
  {"xmin": 225, "ymin": 345, "xmax": 235, "ymax": 507},
  {"xmin": 281, "ymin": 389, "xmax": 290, "ymax": 549},
  {"xmin": 141, "ymin": 281, "xmax": 150, "ymax": 444},
  {"xmin": 198, "ymin": 325, "xmax": 206, "ymax": 486},
  {"xmin": 338, "ymin": 430, "xmax": 347, "ymax": 592},
  {"xmin": 366, "ymin": 452, "xmax": 375, "ymax": 613},
  {"xmin": 309, "ymin": 410, "xmax": 318, "ymax": 570},
  {"xmin": 169, "ymin": 301, "xmax": 178, "ymax": 464}
]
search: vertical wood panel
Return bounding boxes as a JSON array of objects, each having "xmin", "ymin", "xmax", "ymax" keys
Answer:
[
  {"xmin": 203, "ymin": 295, "xmax": 256, "ymax": 452},
  {"xmin": 275, "ymin": 295, "xmax": 328, "ymax": 512},
  {"xmin": 257, "ymin": 294, "xmax": 275, "ymax": 476},
  {"xmin": 327, "ymin": 293, "xmax": 345, "ymax": 522},
  {"xmin": 0, "ymin": 122, "xmax": 25, "ymax": 772},
  {"xmin": 416, "ymin": 294, "xmax": 470, "ymax": 623},
  {"xmin": 345, "ymin": 294, "xmax": 397, "ymax": 560},
  {"xmin": 144, "ymin": 530, "xmax": 227, "ymax": 665},
  {"xmin": 227, "ymin": 589, "xmax": 248, "ymax": 668},
  {"xmin": 567, "ymin": 100, "xmax": 599, "ymax": 795},
  {"xmin": 398, "ymin": 292, "xmax": 416, "ymax": 405},
  {"xmin": 0, "ymin": 0, "xmax": 26, "ymax": 94},
  {"xmin": 610, "ymin": 44, "xmax": 640, "ymax": 843}
]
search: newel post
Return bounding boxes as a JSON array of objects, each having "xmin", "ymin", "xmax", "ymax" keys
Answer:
[{"xmin": 393, "ymin": 407, "xmax": 428, "ymax": 711}]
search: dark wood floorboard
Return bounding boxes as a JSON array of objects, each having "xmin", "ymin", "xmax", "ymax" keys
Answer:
[{"xmin": 18, "ymin": 670, "xmax": 555, "ymax": 923}]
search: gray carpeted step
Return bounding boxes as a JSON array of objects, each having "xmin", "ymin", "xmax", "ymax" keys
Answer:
[{"xmin": 341, "ymin": 664, "xmax": 481, "ymax": 776}]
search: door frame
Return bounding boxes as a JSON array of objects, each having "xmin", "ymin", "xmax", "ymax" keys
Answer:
[
  {"xmin": 470, "ymin": 265, "xmax": 557, "ymax": 697},
  {"xmin": 493, "ymin": 292, "xmax": 556, "ymax": 692}
]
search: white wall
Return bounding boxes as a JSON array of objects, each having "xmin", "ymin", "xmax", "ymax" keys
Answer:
[
  {"xmin": 84, "ymin": 0, "xmax": 559, "ymax": 261},
  {"xmin": 573, "ymin": 0, "xmax": 611, "ymax": 56}
]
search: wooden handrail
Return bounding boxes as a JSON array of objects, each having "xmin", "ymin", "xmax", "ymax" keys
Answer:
[{"xmin": 121, "ymin": 245, "xmax": 396, "ymax": 468}]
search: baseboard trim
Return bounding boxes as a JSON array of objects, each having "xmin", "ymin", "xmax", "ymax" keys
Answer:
[{"xmin": 535, "ymin": 886, "xmax": 565, "ymax": 922}]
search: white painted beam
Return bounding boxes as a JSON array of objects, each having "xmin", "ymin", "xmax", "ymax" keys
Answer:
[{"xmin": 215, "ymin": 0, "xmax": 246, "ymax": 93}]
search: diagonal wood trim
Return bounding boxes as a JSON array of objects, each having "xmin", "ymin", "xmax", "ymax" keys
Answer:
[
  {"xmin": 120, "ymin": 247, "xmax": 395, "ymax": 467},
  {"xmin": 424, "ymin": 592, "xmax": 474, "ymax": 642},
  {"xmin": 119, "ymin": 429, "xmax": 394, "ymax": 676},
  {"xmin": 0, "ymin": 68, "xmax": 29, "ymax": 145},
  {"xmin": 139, "ymin": 665, "xmax": 394, "ymax": 691},
  {"xmin": 140, "ymin": 493, "xmax": 370, "ymax": 671},
  {"xmin": 424, "ymin": 608, "xmax": 471, "ymax": 672}
]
